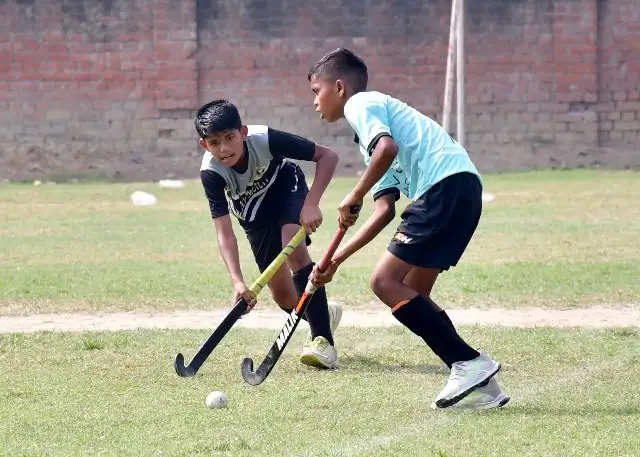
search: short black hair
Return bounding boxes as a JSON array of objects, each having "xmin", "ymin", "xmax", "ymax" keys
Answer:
[
  {"xmin": 194, "ymin": 99, "xmax": 242, "ymax": 138},
  {"xmin": 307, "ymin": 48, "xmax": 368, "ymax": 93}
]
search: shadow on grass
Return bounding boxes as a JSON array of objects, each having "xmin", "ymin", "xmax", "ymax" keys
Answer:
[
  {"xmin": 340, "ymin": 354, "xmax": 447, "ymax": 375},
  {"xmin": 483, "ymin": 404, "xmax": 640, "ymax": 417}
]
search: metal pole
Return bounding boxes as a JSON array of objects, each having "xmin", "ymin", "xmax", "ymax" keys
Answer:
[
  {"xmin": 456, "ymin": 0, "xmax": 466, "ymax": 146},
  {"xmin": 442, "ymin": 0, "xmax": 457, "ymax": 132}
]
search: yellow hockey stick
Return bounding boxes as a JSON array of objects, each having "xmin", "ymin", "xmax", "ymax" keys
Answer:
[{"xmin": 174, "ymin": 226, "xmax": 307, "ymax": 377}]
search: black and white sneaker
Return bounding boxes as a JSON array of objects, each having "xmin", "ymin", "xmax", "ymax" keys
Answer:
[
  {"xmin": 431, "ymin": 377, "xmax": 510, "ymax": 410},
  {"xmin": 434, "ymin": 353, "xmax": 501, "ymax": 408}
]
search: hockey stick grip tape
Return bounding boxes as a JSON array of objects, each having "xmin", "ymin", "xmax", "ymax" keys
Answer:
[
  {"xmin": 316, "ymin": 228, "xmax": 346, "ymax": 272},
  {"xmin": 316, "ymin": 205, "xmax": 360, "ymax": 272},
  {"xmin": 249, "ymin": 226, "xmax": 307, "ymax": 297}
]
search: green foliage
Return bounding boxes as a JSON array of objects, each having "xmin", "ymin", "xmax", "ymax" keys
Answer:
[{"xmin": 81, "ymin": 337, "xmax": 104, "ymax": 351}]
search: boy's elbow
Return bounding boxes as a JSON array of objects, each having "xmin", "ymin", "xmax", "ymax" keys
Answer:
[
  {"xmin": 314, "ymin": 144, "xmax": 338, "ymax": 166},
  {"xmin": 376, "ymin": 137, "xmax": 398, "ymax": 161},
  {"xmin": 374, "ymin": 195, "xmax": 396, "ymax": 224},
  {"xmin": 383, "ymin": 205, "xmax": 395, "ymax": 223},
  {"xmin": 318, "ymin": 148, "xmax": 338, "ymax": 177},
  {"xmin": 385, "ymin": 143, "xmax": 399, "ymax": 159},
  {"xmin": 326, "ymin": 148, "xmax": 339, "ymax": 168}
]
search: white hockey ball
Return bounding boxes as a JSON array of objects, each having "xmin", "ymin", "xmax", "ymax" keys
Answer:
[{"xmin": 205, "ymin": 390, "xmax": 228, "ymax": 409}]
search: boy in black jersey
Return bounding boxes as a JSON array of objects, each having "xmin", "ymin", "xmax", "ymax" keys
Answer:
[{"xmin": 196, "ymin": 99, "xmax": 341, "ymax": 368}]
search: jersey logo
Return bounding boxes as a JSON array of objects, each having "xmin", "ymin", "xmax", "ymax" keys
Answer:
[
  {"xmin": 393, "ymin": 232, "xmax": 413, "ymax": 244},
  {"xmin": 252, "ymin": 165, "xmax": 269, "ymax": 183},
  {"xmin": 225, "ymin": 160, "xmax": 283, "ymax": 222}
]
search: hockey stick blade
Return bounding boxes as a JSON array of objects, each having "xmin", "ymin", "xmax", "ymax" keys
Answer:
[
  {"xmin": 174, "ymin": 353, "xmax": 193, "ymax": 377},
  {"xmin": 241, "ymin": 305, "xmax": 306, "ymax": 385},
  {"xmin": 174, "ymin": 299, "xmax": 246, "ymax": 377},
  {"xmin": 241, "ymin": 220, "xmax": 355, "ymax": 385},
  {"xmin": 173, "ymin": 227, "xmax": 307, "ymax": 378}
]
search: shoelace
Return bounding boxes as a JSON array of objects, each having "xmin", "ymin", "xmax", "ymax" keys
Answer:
[
  {"xmin": 448, "ymin": 361, "xmax": 470, "ymax": 382},
  {"xmin": 313, "ymin": 338, "xmax": 329, "ymax": 351}
]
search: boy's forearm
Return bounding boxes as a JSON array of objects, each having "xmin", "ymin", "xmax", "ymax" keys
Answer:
[
  {"xmin": 334, "ymin": 200, "xmax": 395, "ymax": 264},
  {"xmin": 306, "ymin": 145, "xmax": 338, "ymax": 206},
  {"xmin": 217, "ymin": 232, "xmax": 244, "ymax": 285}
]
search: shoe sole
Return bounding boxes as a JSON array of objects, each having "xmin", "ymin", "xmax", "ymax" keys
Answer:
[
  {"xmin": 300, "ymin": 353, "xmax": 337, "ymax": 369},
  {"xmin": 430, "ymin": 394, "xmax": 510, "ymax": 411},
  {"xmin": 472, "ymin": 394, "xmax": 511, "ymax": 410},
  {"xmin": 435, "ymin": 363, "xmax": 501, "ymax": 409}
]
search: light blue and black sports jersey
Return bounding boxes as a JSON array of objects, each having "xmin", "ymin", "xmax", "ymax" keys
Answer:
[{"xmin": 344, "ymin": 91, "xmax": 481, "ymax": 201}]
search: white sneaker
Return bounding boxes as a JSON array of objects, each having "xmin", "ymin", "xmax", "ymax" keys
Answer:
[
  {"xmin": 328, "ymin": 302, "xmax": 342, "ymax": 335},
  {"xmin": 431, "ymin": 378, "xmax": 510, "ymax": 410},
  {"xmin": 304, "ymin": 302, "xmax": 342, "ymax": 345},
  {"xmin": 300, "ymin": 336, "xmax": 338, "ymax": 369},
  {"xmin": 434, "ymin": 353, "xmax": 501, "ymax": 409}
]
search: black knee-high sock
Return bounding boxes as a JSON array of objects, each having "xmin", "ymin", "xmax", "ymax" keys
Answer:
[
  {"xmin": 392, "ymin": 295, "xmax": 478, "ymax": 366},
  {"xmin": 292, "ymin": 263, "xmax": 333, "ymax": 346},
  {"xmin": 438, "ymin": 309, "xmax": 478, "ymax": 368}
]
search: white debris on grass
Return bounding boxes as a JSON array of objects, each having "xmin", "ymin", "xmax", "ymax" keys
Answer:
[
  {"xmin": 158, "ymin": 179, "xmax": 185, "ymax": 189},
  {"xmin": 33, "ymin": 180, "xmax": 42, "ymax": 186},
  {"xmin": 482, "ymin": 192, "xmax": 495, "ymax": 202},
  {"xmin": 131, "ymin": 190, "xmax": 157, "ymax": 206}
]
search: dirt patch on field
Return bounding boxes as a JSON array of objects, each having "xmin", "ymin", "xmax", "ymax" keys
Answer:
[{"xmin": 1, "ymin": 304, "xmax": 638, "ymax": 333}]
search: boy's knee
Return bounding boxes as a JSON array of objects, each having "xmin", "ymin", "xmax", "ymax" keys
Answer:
[
  {"xmin": 287, "ymin": 249, "xmax": 308, "ymax": 270},
  {"xmin": 369, "ymin": 272, "xmax": 388, "ymax": 299},
  {"xmin": 270, "ymin": 287, "xmax": 297, "ymax": 310}
]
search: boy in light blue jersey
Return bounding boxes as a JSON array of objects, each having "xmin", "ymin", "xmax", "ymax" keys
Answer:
[
  {"xmin": 346, "ymin": 90, "xmax": 481, "ymax": 200},
  {"xmin": 308, "ymin": 48, "xmax": 509, "ymax": 409}
]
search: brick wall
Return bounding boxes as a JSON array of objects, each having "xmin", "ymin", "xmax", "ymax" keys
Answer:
[
  {"xmin": 0, "ymin": 0, "xmax": 638, "ymax": 181},
  {"xmin": 599, "ymin": 0, "xmax": 640, "ymax": 151},
  {"xmin": 0, "ymin": 0, "xmax": 198, "ymax": 179}
]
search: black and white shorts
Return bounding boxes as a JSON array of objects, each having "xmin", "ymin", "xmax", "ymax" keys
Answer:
[
  {"xmin": 243, "ymin": 162, "xmax": 311, "ymax": 272},
  {"xmin": 388, "ymin": 172, "xmax": 482, "ymax": 270}
]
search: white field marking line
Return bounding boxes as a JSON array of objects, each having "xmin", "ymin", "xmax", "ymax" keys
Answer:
[
  {"xmin": 289, "ymin": 356, "xmax": 632, "ymax": 457},
  {"xmin": 0, "ymin": 304, "xmax": 639, "ymax": 334}
]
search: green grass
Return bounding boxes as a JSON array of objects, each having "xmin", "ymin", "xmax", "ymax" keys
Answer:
[
  {"xmin": 2, "ymin": 170, "xmax": 639, "ymax": 456},
  {"xmin": 1, "ymin": 326, "xmax": 639, "ymax": 457},
  {"xmin": 1, "ymin": 169, "xmax": 639, "ymax": 314}
]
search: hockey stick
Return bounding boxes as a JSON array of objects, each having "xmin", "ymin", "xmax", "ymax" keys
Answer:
[
  {"xmin": 241, "ymin": 207, "xmax": 358, "ymax": 385},
  {"xmin": 174, "ymin": 226, "xmax": 307, "ymax": 377}
]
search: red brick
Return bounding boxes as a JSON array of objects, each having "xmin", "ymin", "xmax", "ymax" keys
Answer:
[
  {"xmin": 615, "ymin": 121, "xmax": 640, "ymax": 131},
  {"xmin": 156, "ymin": 98, "xmax": 192, "ymax": 110},
  {"xmin": 617, "ymin": 102, "xmax": 640, "ymax": 111},
  {"xmin": 628, "ymin": 90, "xmax": 640, "ymax": 101},
  {"xmin": 13, "ymin": 37, "xmax": 40, "ymax": 52}
]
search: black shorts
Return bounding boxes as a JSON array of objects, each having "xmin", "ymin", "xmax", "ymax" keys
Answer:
[
  {"xmin": 243, "ymin": 162, "xmax": 311, "ymax": 272},
  {"xmin": 388, "ymin": 172, "xmax": 482, "ymax": 270}
]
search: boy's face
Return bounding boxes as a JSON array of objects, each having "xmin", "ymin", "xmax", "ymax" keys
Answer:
[
  {"xmin": 309, "ymin": 74, "xmax": 345, "ymax": 123},
  {"xmin": 199, "ymin": 126, "xmax": 248, "ymax": 167}
]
